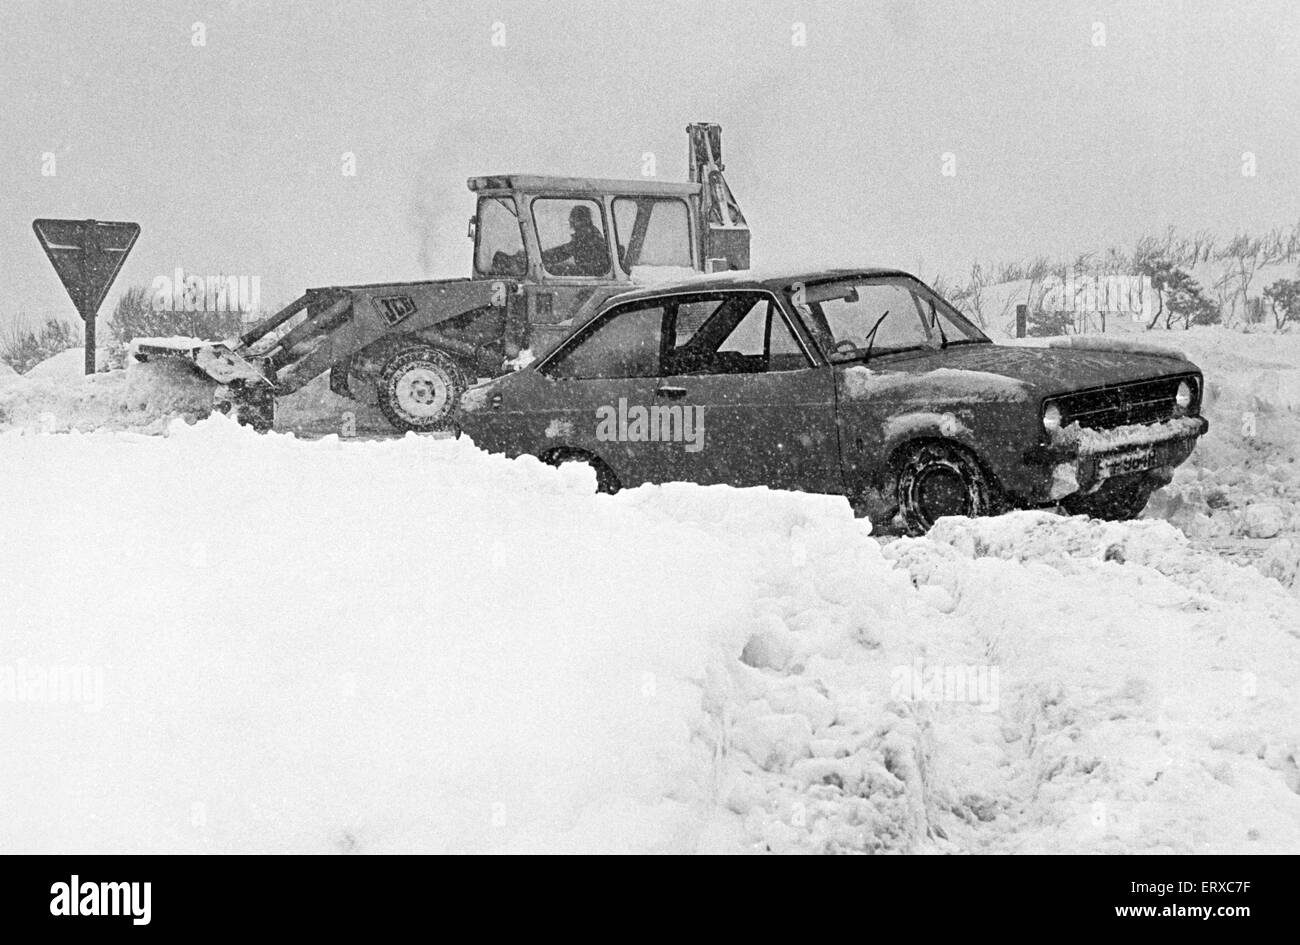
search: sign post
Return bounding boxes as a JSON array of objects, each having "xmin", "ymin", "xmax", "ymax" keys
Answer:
[{"xmin": 33, "ymin": 219, "xmax": 140, "ymax": 375}]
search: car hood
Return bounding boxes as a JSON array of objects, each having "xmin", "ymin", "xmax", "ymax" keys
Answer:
[{"xmin": 891, "ymin": 343, "xmax": 1198, "ymax": 396}]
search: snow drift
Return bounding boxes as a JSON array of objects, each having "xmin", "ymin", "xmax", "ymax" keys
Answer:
[
  {"xmin": 0, "ymin": 357, "xmax": 214, "ymax": 435},
  {"xmin": 2, "ymin": 418, "xmax": 1297, "ymax": 853},
  {"xmin": 0, "ymin": 350, "xmax": 392, "ymax": 438}
]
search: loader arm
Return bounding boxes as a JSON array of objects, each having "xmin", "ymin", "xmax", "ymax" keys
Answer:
[{"xmin": 136, "ymin": 279, "xmax": 515, "ymax": 395}]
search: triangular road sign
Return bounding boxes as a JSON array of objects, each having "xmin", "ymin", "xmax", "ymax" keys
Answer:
[{"xmin": 33, "ymin": 219, "xmax": 140, "ymax": 318}]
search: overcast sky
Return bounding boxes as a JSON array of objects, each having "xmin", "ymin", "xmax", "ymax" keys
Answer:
[{"xmin": 2, "ymin": 0, "xmax": 1298, "ymax": 325}]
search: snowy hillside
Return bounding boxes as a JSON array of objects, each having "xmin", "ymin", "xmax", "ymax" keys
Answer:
[{"xmin": 1, "ymin": 412, "xmax": 1297, "ymax": 853}]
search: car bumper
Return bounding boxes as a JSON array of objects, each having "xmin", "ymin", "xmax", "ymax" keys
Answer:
[{"xmin": 1022, "ymin": 415, "xmax": 1208, "ymax": 501}]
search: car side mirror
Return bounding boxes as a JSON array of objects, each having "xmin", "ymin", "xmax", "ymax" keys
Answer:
[{"xmin": 467, "ymin": 216, "xmax": 477, "ymax": 240}]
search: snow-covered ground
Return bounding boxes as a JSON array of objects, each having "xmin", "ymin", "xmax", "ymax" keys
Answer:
[
  {"xmin": 0, "ymin": 350, "xmax": 391, "ymax": 438},
  {"xmin": 1, "ymin": 330, "xmax": 1298, "ymax": 853},
  {"xmin": 0, "ymin": 356, "xmax": 212, "ymax": 435}
]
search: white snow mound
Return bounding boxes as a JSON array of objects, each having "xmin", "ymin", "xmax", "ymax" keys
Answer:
[
  {"xmin": 2, "ymin": 422, "xmax": 1298, "ymax": 853},
  {"xmin": 0, "ymin": 356, "xmax": 216, "ymax": 434}
]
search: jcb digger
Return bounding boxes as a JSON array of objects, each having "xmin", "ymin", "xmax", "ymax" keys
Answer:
[{"xmin": 134, "ymin": 123, "xmax": 750, "ymax": 432}]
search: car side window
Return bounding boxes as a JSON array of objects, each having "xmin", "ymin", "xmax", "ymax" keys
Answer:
[
  {"xmin": 672, "ymin": 298, "xmax": 723, "ymax": 347},
  {"xmin": 543, "ymin": 303, "xmax": 665, "ymax": 379},
  {"xmin": 667, "ymin": 293, "xmax": 810, "ymax": 375},
  {"xmin": 717, "ymin": 300, "xmax": 767, "ymax": 356},
  {"xmin": 765, "ymin": 306, "xmax": 806, "ymax": 370}
]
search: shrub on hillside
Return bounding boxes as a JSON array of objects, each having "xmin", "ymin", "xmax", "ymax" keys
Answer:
[
  {"xmin": 1263, "ymin": 278, "xmax": 1300, "ymax": 330},
  {"xmin": 1026, "ymin": 309, "xmax": 1073, "ymax": 337},
  {"xmin": 1137, "ymin": 259, "xmax": 1220, "ymax": 329},
  {"xmin": 0, "ymin": 316, "xmax": 83, "ymax": 374}
]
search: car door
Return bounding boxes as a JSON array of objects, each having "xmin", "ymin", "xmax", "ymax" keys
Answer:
[
  {"xmin": 525, "ymin": 298, "xmax": 668, "ymax": 487},
  {"xmin": 641, "ymin": 291, "xmax": 842, "ymax": 494}
]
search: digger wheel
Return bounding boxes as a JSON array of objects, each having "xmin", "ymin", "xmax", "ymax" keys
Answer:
[{"xmin": 377, "ymin": 344, "xmax": 467, "ymax": 433}]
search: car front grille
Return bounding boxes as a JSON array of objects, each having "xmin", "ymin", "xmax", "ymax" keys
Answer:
[{"xmin": 1052, "ymin": 375, "xmax": 1195, "ymax": 430}]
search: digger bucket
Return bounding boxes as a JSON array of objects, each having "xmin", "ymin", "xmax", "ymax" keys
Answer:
[{"xmin": 132, "ymin": 338, "xmax": 269, "ymax": 387}]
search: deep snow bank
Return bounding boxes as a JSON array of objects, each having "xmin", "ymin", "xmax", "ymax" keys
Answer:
[
  {"xmin": 20, "ymin": 347, "xmax": 109, "ymax": 379},
  {"xmin": 0, "ymin": 350, "xmax": 391, "ymax": 437},
  {"xmin": 0, "ymin": 417, "xmax": 874, "ymax": 852},
  {"xmin": 2, "ymin": 419, "xmax": 1298, "ymax": 853},
  {"xmin": 0, "ymin": 356, "xmax": 214, "ymax": 434}
]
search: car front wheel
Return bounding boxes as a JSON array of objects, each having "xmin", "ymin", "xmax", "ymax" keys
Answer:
[{"xmin": 895, "ymin": 441, "xmax": 994, "ymax": 535}]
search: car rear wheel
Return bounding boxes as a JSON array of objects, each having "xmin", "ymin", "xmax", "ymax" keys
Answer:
[
  {"xmin": 896, "ymin": 441, "xmax": 994, "ymax": 535},
  {"xmin": 1061, "ymin": 473, "xmax": 1157, "ymax": 521},
  {"xmin": 377, "ymin": 344, "xmax": 467, "ymax": 433},
  {"xmin": 544, "ymin": 449, "xmax": 622, "ymax": 494}
]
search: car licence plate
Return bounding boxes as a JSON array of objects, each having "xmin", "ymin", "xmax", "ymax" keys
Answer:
[{"xmin": 1097, "ymin": 445, "xmax": 1158, "ymax": 478}]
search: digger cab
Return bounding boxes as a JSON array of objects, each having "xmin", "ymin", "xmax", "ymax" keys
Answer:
[
  {"xmin": 467, "ymin": 174, "xmax": 748, "ymax": 285},
  {"xmin": 136, "ymin": 124, "xmax": 753, "ymax": 435}
]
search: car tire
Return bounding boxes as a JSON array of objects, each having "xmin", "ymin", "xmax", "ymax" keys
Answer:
[
  {"xmin": 896, "ymin": 441, "xmax": 994, "ymax": 536},
  {"xmin": 377, "ymin": 344, "xmax": 467, "ymax": 433},
  {"xmin": 1061, "ymin": 473, "xmax": 1156, "ymax": 521},
  {"xmin": 544, "ymin": 449, "xmax": 622, "ymax": 494}
]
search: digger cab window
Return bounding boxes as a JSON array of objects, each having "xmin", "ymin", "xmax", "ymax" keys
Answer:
[
  {"xmin": 533, "ymin": 198, "xmax": 612, "ymax": 278},
  {"xmin": 612, "ymin": 197, "xmax": 692, "ymax": 271},
  {"xmin": 475, "ymin": 196, "xmax": 526, "ymax": 276}
]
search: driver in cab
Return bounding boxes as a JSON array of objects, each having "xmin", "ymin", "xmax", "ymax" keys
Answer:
[{"xmin": 541, "ymin": 205, "xmax": 610, "ymax": 276}]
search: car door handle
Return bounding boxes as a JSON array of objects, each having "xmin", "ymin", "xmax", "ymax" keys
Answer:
[{"xmin": 654, "ymin": 386, "xmax": 687, "ymax": 399}]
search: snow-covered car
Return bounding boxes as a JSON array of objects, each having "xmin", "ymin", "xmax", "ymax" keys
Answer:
[{"xmin": 457, "ymin": 267, "xmax": 1208, "ymax": 534}]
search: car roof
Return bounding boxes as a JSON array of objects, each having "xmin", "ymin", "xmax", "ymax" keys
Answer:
[
  {"xmin": 467, "ymin": 175, "xmax": 701, "ymax": 197},
  {"xmin": 607, "ymin": 266, "xmax": 914, "ymax": 303}
]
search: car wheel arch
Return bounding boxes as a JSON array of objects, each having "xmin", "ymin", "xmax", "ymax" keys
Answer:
[
  {"xmin": 539, "ymin": 445, "xmax": 623, "ymax": 493},
  {"xmin": 883, "ymin": 431, "xmax": 1003, "ymax": 527},
  {"xmin": 887, "ymin": 434, "xmax": 1001, "ymax": 490}
]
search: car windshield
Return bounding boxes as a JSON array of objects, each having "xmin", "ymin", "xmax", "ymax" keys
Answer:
[{"xmin": 787, "ymin": 277, "xmax": 988, "ymax": 362}]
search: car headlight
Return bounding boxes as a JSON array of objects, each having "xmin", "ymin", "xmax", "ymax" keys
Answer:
[
  {"xmin": 1042, "ymin": 403, "xmax": 1063, "ymax": 433},
  {"xmin": 1175, "ymin": 380, "xmax": 1193, "ymax": 410}
]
